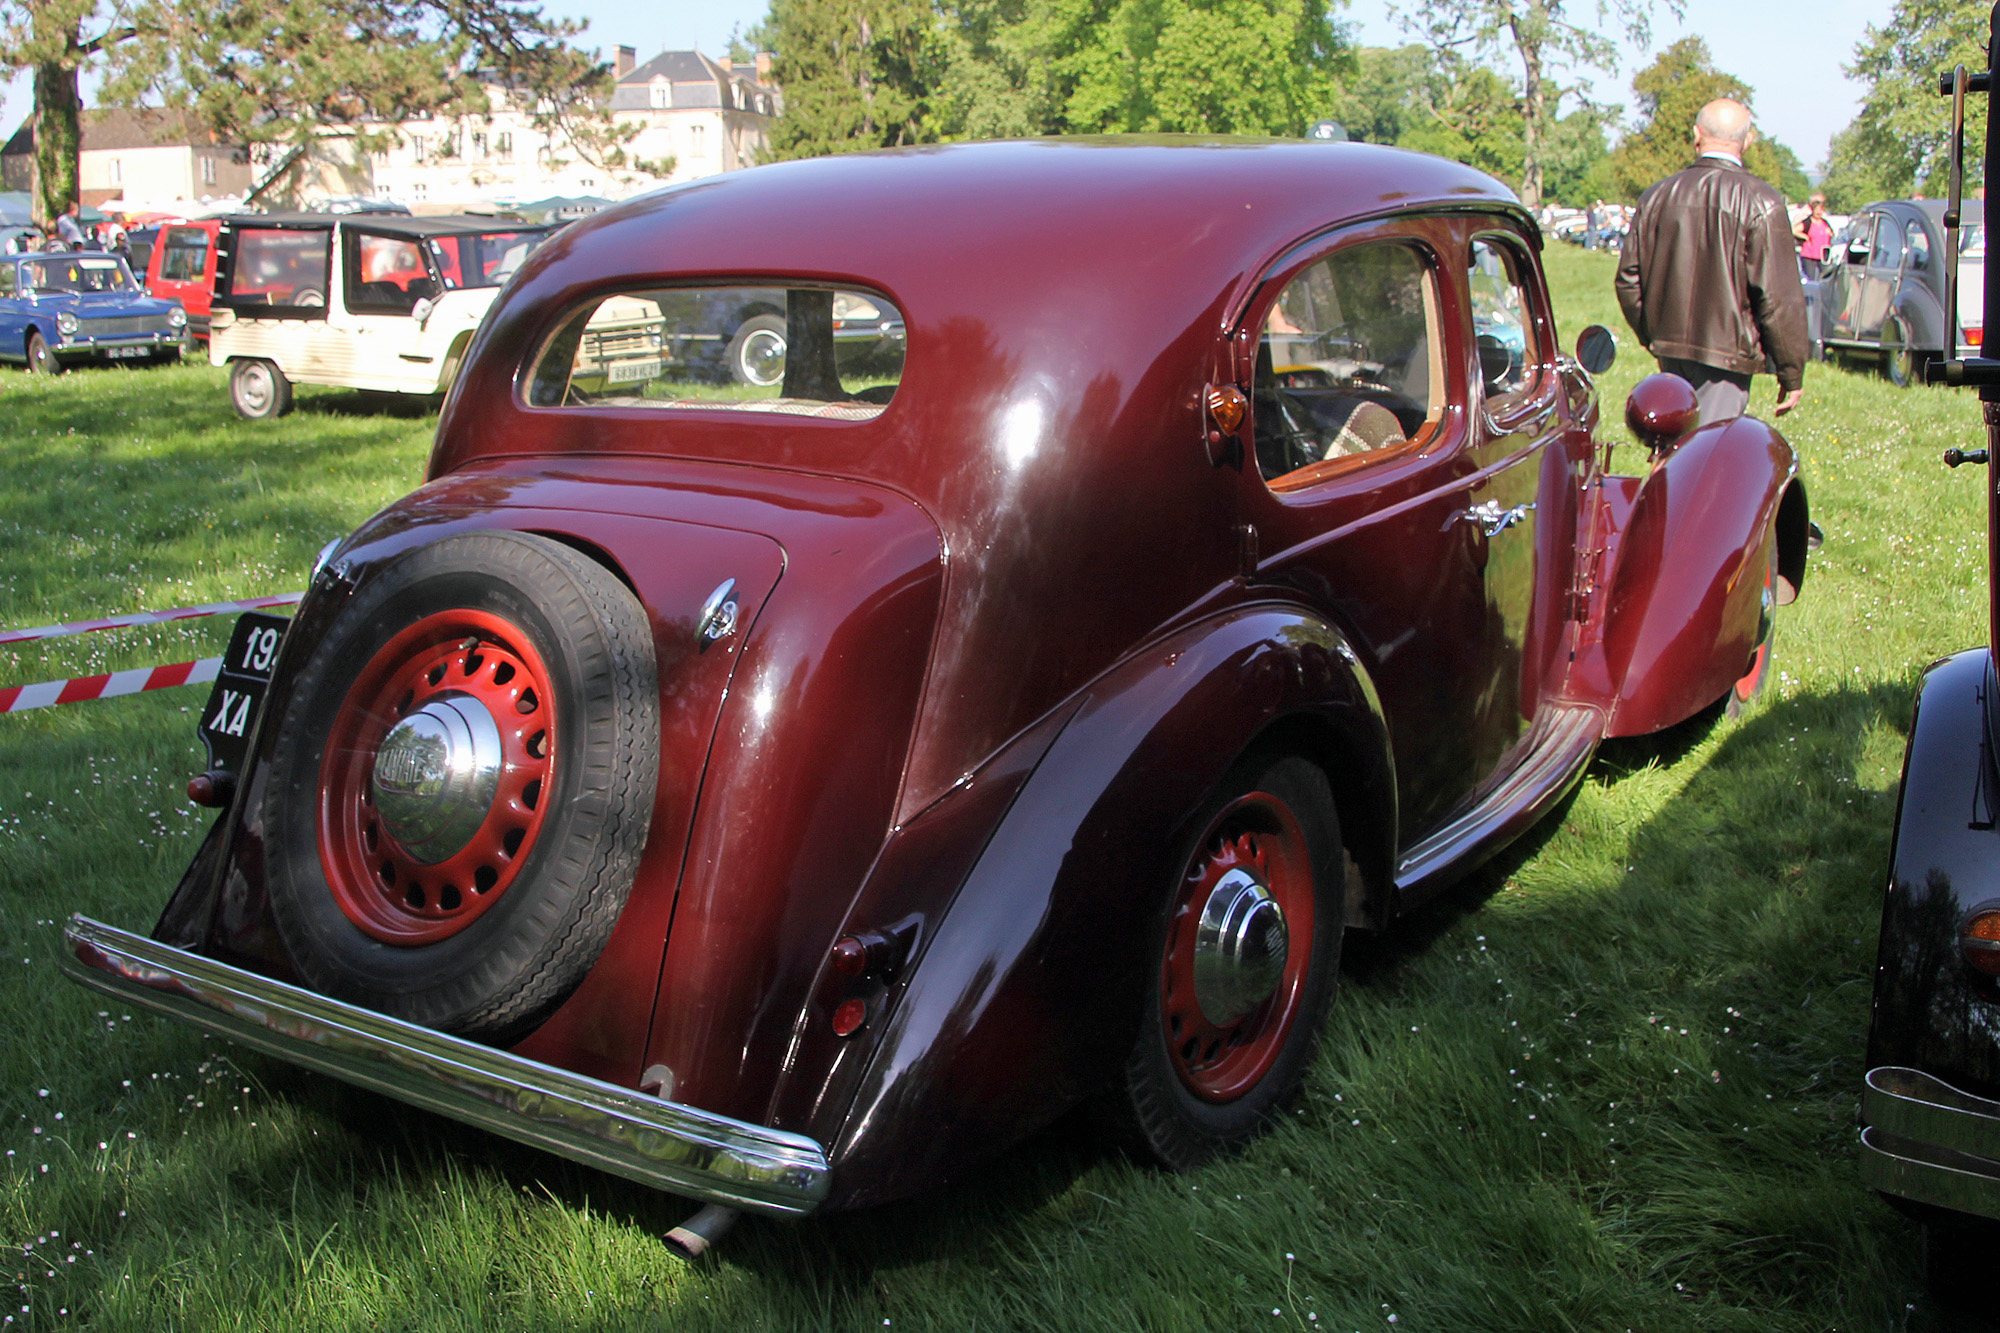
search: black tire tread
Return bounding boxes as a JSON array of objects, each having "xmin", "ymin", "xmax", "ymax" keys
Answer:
[
  {"xmin": 264, "ymin": 530, "xmax": 659, "ymax": 1043},
  {"xmin": 1104, "ymin": 751, "xmax": 1344, "ymax": 1171}
]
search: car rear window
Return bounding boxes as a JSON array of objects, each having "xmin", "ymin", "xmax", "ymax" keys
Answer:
[
  {"xmin": 228, "ymin": 228, "xmax": 331, "ymax": 307},
  {"xmin": 525, "ymin": 284, "xmax": 906, "ymax": 419}
]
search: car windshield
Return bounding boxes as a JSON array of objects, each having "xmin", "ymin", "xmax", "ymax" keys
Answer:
[
  {"xmin": 24, "ymin": 256, "xmax": 134, "ymax": 293},
  {"xmin": 426, "ymin": 230, "xmax": 549, "ymax": 290}
]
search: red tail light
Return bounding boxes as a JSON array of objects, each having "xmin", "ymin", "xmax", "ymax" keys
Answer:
[
  {"xmin": 1967, "ymin": 325, "xmax": 1983, "ymax": 348},
  {"xmin": 1961, "ymin": 910, "xmax": 2000, "ymax": 975}
]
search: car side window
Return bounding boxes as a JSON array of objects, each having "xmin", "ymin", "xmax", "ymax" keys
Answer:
[
  {"xmin": 1468, "ymin": 239, "xmax": 1540, "ymax": 402},
  {"xmin": 159, "ymin": 228, "xmax": 209, "ymax": 282},
  {"xmin": 1252, "ymin": 240, "xmax": 1442, "ymax": 488},
  {"xmin": 345, "ymin": 232, "xmax": 437, "ymax": 314},
  {"xmin": 1846, "ymin": 216, "xmax": 1875, "ymax": 262},
  {"xmin": 0, "ymin": 265, "xmax": 13, "ymax": 297},
  {"xmin": 1905, "ymin": 220, "xmax": 1931, "ymax": 271},
  {"xmin": 1875, "ymin": 216, "xmax": 1903, "ymax": 268}
]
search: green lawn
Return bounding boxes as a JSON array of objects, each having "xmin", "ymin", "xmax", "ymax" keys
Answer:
[{"xmin": 0, "ymin": 246, "xmax": 1984, "ymax": 1329}]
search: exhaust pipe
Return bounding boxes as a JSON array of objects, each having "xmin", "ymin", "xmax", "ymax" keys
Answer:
[{"xmin": 664, "ymin": 1203, "xmax": 741, "ymax": 1261}]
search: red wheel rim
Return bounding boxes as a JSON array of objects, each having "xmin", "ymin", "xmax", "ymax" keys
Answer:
[
  {"xmin": 1160, "ymin": 791, "xmax": 1316, "ymax": 1103},
  {"xmin": 319, "ymin": 609, "xmax": 556, "ymax": 945}
]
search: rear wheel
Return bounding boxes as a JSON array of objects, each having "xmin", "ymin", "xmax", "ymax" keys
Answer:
[
  {"xmin": 25, "ymin": 330, "xmax": 58, "ymax": 375},
  {"xmin": 262, "ymin": 531, "xmax": 660, "ymax": 1042},
  {"xmin": 230, "ymin": 358, "xmax": 292, "ymax": 419},
  {"xmin": 1109, "ymin": 752, "xmax": 1344, "ymax": 1169}
]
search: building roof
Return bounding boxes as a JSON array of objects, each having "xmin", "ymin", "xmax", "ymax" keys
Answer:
[{"xmin": 1, "ymin": 108, "xmax": 226, "ymax": 157}]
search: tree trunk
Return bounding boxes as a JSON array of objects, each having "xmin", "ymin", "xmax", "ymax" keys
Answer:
[
  {"xmin": 31, "ymin": 59, "xmax": 82, "ymax": 231},
  {"xmin": 857, "ymin": 11, "xmax": 877, "ymax": 141},
  {"xmin": 1511, "ymin": 14, "xmax": 1545, "ymax": 210}
]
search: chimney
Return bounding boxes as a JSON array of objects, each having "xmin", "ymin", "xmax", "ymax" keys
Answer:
[
  {"xmin": 718, "ymin": 53, "xmax": 732, "ymax": 73},
  {"xmin": 755, "ymin": 52, "xmax": 772, "ymax": 83},
  {"xmin": 615, "ymin": 45, "xmax": 635, "ymax": 78}
]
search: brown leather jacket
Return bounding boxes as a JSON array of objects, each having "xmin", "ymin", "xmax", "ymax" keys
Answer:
[{"xmin": 1615, "ymin": 157, "xmax": 1808, "ymax": 393}]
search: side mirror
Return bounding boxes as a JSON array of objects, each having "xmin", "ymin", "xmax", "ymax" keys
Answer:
[
  {"xmin": 411, "ymin": 297, "xmax": 434, "ymax": 324},
  {"xmin": 1625, "ymin": 372, "xmax": 1700, "ymax": 456},
  {"xmin": 1575, "ymin": 324, "xmax": 1617, "ymax": 375}
]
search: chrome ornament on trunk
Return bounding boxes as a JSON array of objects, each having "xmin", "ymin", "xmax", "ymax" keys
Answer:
[
  {"xmin": 1191, "ymin": 867, "xmax": 1290, "ymax": 1026},
  {"xmin": 370, "ymin": 691, "xmax": 503, "ymax": 864}
]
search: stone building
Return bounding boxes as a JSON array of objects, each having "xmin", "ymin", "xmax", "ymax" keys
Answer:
[{"xmin": 0, "ymin": 110, "xmax": 251, "ymax": 208}]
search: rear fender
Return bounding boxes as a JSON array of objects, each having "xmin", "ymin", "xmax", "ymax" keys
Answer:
[
  {"xmin": 819, "ymin": 605, "xmax": 1392, "ymax": 1209},
  {"xmin": 1593, "ymin": 415, "xmax": 1801, "ymax": 737}
]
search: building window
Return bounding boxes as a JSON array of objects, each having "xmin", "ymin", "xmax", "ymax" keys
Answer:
[
  {"xmin": 497, "ymin": 132, "xmax": 512, "ymax": 159},
  {"xmin": 411, "ymin": 134, "xmax": 428, "ymax": 162},
  {"xmin": 690, "ymin": 123, "xmax": 705, "ymax": 155},
  {"xmin": 413, "ymin": 180, "xmax": 428, "ymax": 201},
  {"xmin": 472, "ymin": 132, "xmax": 487, "ymax": 158},
  {"xmin": 110, "ymin": 158, "xmax": 121, "ymax": 185},
  {"xmin": 650, "ymin": 80, "xmax": 670, "ymax": 109},
  {"xmin": 201, "ymin": 155, "xmax": 216, "ymax": 186}
]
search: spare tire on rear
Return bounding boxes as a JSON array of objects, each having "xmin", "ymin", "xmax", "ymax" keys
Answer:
[{"xmin": 262, "ymin": 530, "xmax": 660, "ymax": 1043}]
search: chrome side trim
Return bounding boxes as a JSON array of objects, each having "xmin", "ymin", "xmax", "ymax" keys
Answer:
[
  {"xmin": 1394, "ymin": 704, "xmax": 1600, "ymax": 891},
  {"xmin": 59, "ymin": 915, "xmax": 830, "ymax": 1217}
]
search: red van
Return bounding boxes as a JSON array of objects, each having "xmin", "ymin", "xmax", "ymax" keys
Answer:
[{"xmin": 144, "ymin": 219, "xmax": 221, "ymax": 340}]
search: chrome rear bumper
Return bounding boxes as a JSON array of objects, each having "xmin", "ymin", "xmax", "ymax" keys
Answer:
[
  {"xmin": 60, "ymin": 915, "xmax": 830, "ymax": 1217},
  {"xmin": 1860, "ymin": 1066, "xmax": 2000, "ymax": 1221}
]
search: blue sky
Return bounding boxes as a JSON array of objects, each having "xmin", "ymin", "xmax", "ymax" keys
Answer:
[{"xmin": 0, "ymin": 0, "xmax": 1897, "ymax": 175}]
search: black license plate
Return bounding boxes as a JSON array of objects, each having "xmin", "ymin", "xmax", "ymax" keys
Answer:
[{"xmin": 199, "ymin": 612, "xmax": 290, "ymax": 778}]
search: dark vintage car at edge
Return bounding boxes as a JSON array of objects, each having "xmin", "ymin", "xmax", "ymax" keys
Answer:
[
  {"xmin": 59, "ymin": 138, "xmax": 1810, "ymax": 1248},
  {"xmin": 1861, "ymin": 15, "xmax": 2000, "ymax": 1303},
  {"xmin": 0, "ymin": 250, "xmax": 189, "ymax": 373}
]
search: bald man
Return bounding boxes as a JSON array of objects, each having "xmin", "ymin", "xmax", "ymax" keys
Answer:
[{"xmin": 1615, "ymin": 98, "xmax": 1808, "ymax": 422}]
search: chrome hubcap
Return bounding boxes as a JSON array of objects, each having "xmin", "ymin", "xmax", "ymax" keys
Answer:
[
  {"xmin": 370, "ymin": 691, "xmax": 503, "ymax": 864},
  {"xmin": 740, "ymin": 329, "xmax": 786, "ymax": 386},
  {"xmin": 1191, "ymin": 868, "xmax": 1290, "ymax": 1026}
]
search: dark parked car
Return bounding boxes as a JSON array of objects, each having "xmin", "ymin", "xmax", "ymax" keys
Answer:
[
  {"xmin": 0, "ymin": 251, "xmax": 189, "ymax": 372},
  {"xmin": 1860, "ymin": 42, "xmax": 2000, "ymax": 1308},
  {"xmin": 1812, "ymin": 199, "xmax": 1983, "ymax": 385},
  {"xmin": 62, "ymin": 139, "xmax": 1808, "ymax": 1244}
]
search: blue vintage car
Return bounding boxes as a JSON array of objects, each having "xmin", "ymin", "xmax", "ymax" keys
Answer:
[{"xmin": 0, "ymin": 251, "xmax": 188, "ymax": 373}]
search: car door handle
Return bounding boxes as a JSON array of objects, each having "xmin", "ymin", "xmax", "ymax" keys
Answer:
[{"xmin": 1457, "ymin": 500, "xmax": 1536, "ymax": 538}]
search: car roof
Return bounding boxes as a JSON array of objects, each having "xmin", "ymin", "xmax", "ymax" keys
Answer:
[
  {"xmin": 217, "ymin": 212, "xmax": 550, "ymax": 239},
  {"xmin": 506, "ymin": 137, "xmax": 1528, "ymax": 342},
  {"xmin": 1878, "ymin": 199, "xmax": 1985, "ymax": 225}
]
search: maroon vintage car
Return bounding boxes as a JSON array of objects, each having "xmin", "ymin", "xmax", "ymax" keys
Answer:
[{"xmin": 61, "ymin": 139, "xmax": 1809, "ymax": 1246}]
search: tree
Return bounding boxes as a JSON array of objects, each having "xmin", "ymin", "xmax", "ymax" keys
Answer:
[
  {"xmin": 761, "ymin": 0, "xmax": 942, "ymax": 159},
  {"xmin": 1818, "ymin": 0, "xmax": 1988, "ymax": 208},
  {"xmin": 1608, "ymin": 37, "xmax": 1810, "ymax": 201},
  {"xmin": 0, "ymin": 0, "xmax": 622, "ymax": 226},
  {"xmin": 1031, "ymin": 0, "xmax": 1351, "ymax": 137},
  {"xmin": 1391, "ymin": 0, "xmax": 1677, "ymax": 209},
  {"xmin": 763, "ymin": 0, "xmax": 1354, "ymax": 158}
]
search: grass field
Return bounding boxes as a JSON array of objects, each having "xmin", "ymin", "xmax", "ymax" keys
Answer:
[{"xmin": 0, "ymin": 244, "xmax": 1987, "ymax": 1330}]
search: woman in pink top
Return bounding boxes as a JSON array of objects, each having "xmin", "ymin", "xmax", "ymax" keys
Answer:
[{"xmin": 1795, "ymin": 194, "xmax": 1834, "ymax": 273}]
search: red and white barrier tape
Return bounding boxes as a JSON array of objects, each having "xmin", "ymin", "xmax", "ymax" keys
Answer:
[
  {"xmin": 0, "ymin": 592, "xmax": 303, "ymax": 646},
  {"xmin": 0, "ymin": 657, "xmax": 222, "ymax": 714}
]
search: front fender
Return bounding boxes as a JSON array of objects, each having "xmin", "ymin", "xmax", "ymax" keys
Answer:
[
  {"xmin": 1596, "ymin": 414, "xmax": 1802, "ymax": 737},
  {"xmin": 819, "ymin": 605, "xmax": 1392, "ymax": 1209},
  {"xmin": 1866, "ymin": 648, "xmax": 2000, "ymax": 1090}
]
